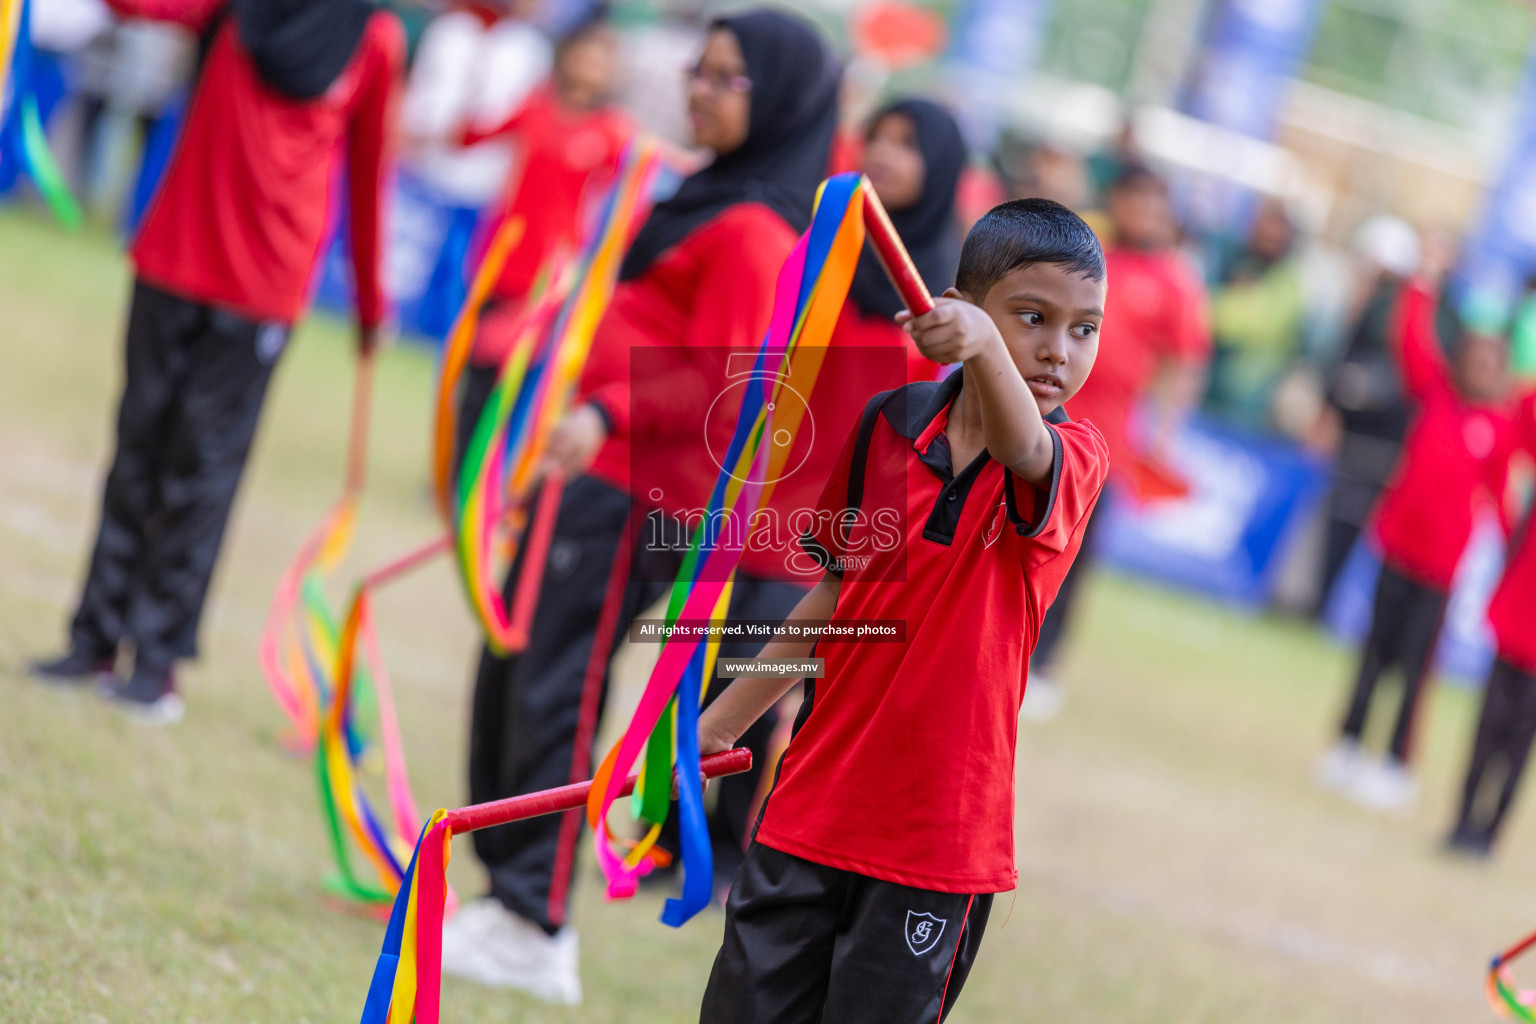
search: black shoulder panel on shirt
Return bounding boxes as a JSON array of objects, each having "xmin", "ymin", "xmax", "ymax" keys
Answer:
[
  {"xmin": 1003, "ymin": 423, "xmax": 1064, "ymax": 538},
  {"xmin": 879, "ymin": 372, "xmax": 964, "ymax": 440},
  {"xmin": 846, "ymin": 387, "xmax": 900, "ymax": 521},
  {"xmin": 1045, "ymin": 405, "xmax": 1071, "ymax": 425}
]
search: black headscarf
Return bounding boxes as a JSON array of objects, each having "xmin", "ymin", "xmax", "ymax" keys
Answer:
[
  {"xmin": 847, "ymin": 99, "xmax": 966, "ymax": 320},
  {"xmin": 617, "ymin": 8, "xmax": 840, "ymax": 282},
  {"xmin": 234, "ymin": 0, "xmax": 375, "ymax": 101}
]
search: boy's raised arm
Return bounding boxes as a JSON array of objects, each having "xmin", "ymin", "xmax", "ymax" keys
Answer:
[
  {"xmin": 1390, "ymin": 278, "xmax": 1450, "ymax": 401},
  {"xmin": 899, "ymin": 293, "xmax": 1056, "ymax": 486},
  {"xmin": 697, "ymin": 574, "xmax": 841, "ymax": 756}
]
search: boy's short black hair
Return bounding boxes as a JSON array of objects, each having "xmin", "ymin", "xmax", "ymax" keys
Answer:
[{"xmin": 955, "ymin": 198, "xmax": 1106, "ymax": 301}]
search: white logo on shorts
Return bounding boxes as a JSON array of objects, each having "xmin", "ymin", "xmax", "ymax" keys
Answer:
[{"xmin": 905, "ymin": 910, "xmax": 947, "ymax": 955}]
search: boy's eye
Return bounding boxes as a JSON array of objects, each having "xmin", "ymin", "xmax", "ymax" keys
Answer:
[
  {"xmin": 1018, "ymin": 310, "xmax": 1044, "ymax": 326},
  {"xmin": 1073, "ymin": 323, "xmax": 1099, "ymax": 339}
]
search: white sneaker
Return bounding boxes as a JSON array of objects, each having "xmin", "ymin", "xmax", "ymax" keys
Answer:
[
  {"xmin": 440, "ymin": 897, "xmax": 505, "ymax": 973},
  {"xmin": 1349, "ymin": 756, "xmax": 1419, "ymax": 814},
  {"xmin": 119, "ymin": 691, "xmax": 186, "ymax": 727},
  {"xmin": 440, "ymin": 898, "xmax": 582, "ymax": 1005},
  {"xmin": 1020, "ymin": 674, "xmax": 1065, "ymax": 723},
  {"xmin": 1314, "ymin": 740, "xmax": 1362, "ymax": 791}
]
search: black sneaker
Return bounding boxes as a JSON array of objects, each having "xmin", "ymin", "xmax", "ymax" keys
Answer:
[
  {"xmin": 1444, "ymin": 826, "xmax": 1494, "ymax": 860},
  {"xmin": 102, "ymin": 666, "xmax": 185, "ymax": 726},
  {"xmin": 28, "ymin": 649, "xmax": 115, "ymax": 686}
]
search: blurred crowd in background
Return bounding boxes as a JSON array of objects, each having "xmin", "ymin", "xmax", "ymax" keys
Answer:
[{"xmin": 9, "ymin": 0, "xmax": 1536, "ymax": 656}]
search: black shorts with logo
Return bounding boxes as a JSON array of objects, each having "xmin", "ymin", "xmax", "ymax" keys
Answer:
[{"xmin": 699, "ymin": 842, "xmax": 993, "ymax": 1024}]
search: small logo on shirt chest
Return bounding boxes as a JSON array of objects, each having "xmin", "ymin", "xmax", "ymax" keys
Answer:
[
  {"xmin": 905, "ymin": 910, "xmax": 947, "ymax": 955},
  {"xmin": 1463, "ymin": 416, "xmax": 1496, "ymax": 459}
]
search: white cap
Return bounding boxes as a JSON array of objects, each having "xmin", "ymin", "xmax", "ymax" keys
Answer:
[{"xmin": 1353, "ymin": 215, "xmax": 1420, "ymax": 278}]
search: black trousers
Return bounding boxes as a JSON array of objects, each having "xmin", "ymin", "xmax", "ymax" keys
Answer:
[
  {"xmin": 468, "ymin": 474, "xmax": 668, "ymax": 933},
  {"xmin": 1030, "ymin": 491, "xmax": 1106, "ymax": 672},
  {"xmin": 1339, "ymin": 562, "xmax": 1448, "ymax": 763},
  {"xmin": 1314, "ymin": 432, "xmax": 1402, "ymax": 618},
  {"xmin": 700, "ymin": 843, "xmax": 992, "ymax": 1024},
  {"xmin": 69, "ymin": 279, "xmax": 284, "ymax": 671},
  {"xmin": 1454, "ymin": 658, "xmax": 1536, "ymax": 845}
]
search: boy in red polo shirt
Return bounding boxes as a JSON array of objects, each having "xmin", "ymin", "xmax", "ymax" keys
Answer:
[
  {"xmin": 694, "ymin": 199, "xmax": 1109, "ymax": 1024},
  {"xmin": 1448, "ymin": 391, "xmax": 1536, "ymax": 856},
  {"xmin": 1317, "ymin": 258, "xmax": 1516, "ymax": 812}
]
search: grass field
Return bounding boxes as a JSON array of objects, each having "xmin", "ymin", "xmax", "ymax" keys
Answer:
[{"xmin": 1, "ymin": 204, "xmax": 1532, "ymax": 1023}]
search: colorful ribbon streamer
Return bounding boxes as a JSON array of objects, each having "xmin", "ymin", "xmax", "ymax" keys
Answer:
[
  {"xmin": 434, "ymin": 140, "xmax": 666, "ymax": 656},
  {"xmin": 258, "ymin": 143, "xmax": 669, "ymax": 911},
  {"xmin": 1489, "ymin": 929, "xmax": 1536, "ymax": 1021},
  {"xmin": 258, "ymin": 352, "xmax": 376, "ymax": 750},
  {"xmin": 359, "ymin": 751, "xmax": 752, "ymax": 1024},
  {"xmin": 583, "ymin": 171, "xmax": 870, "ymax": 926},
  {"xmin": 0, "ymin": 0, "xmax": 82, "ymax": 227}
]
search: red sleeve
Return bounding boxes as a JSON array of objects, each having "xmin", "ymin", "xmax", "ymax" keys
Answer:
[
  {"xmin": 1009, "ymin": 420, "xmax": 1109, "ymax": 566},
  {"xmin": 1389, "ymin": 278, "xmax": 1451, "ymax": 402},
  {"xmin": 460, "ymin": 85, "xmax": 544, "ymax": 147},
  {"xmin": 1522, "ymin": 391, "xmax": 1536, "ymax": 456},
  {"xmin": 1488, "ymin": 433, "xmax": 1518, "ymax": 538},
  {"xmin": 586, "ymin": 206, "xmax": 798, "ymax": 441},
  {"xmin": 102, "ymin": 0, "xmax": 223, "ymax": 31},
  {"xmin": 345, "ymin": 13, "xmax": 405, "ymax": 330}
]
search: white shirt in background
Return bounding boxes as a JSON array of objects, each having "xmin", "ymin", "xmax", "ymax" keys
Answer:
[{"xmin": 401, "ymin": 10, "xmax": 551, "ymax": 207}]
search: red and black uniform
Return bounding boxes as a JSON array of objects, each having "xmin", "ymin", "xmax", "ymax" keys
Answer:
[
  {"xmin": 1453, "ymin": 391, "xmax": 1536, "ymax": 850},
  {"xmin": 1339, "ymin": 280, "xmax": 1518, "ymax": 764},
  {"xmin": 1032, "ymin": 243, "xmax": 1212, "ymax": 670},
  {"xmin": 453, "ymin": 85, "xmax": 632, "ymax": 462},
  {"xmin": 639, "ymin": 97, "xmax": 963, "ymax": 881},
  {"xmin": 462, "ymin": 10, "xmax": 848, "ymax": 939},
  {"xmin": 701, "ymin": 372, "xmax": 1109, "ymax": 1023},
  {"xmin": 65, "ymin": 0, "xmax": 402, "ymax": 678}
]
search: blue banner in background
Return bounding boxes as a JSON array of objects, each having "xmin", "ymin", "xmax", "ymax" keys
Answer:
[
  {"xmin": 1183, "ymin": 0, "xmax": 1327, "ymax": 141},
  {"xmin": 945, "ymin": 0, "xmax": 1058, "ymax": 151},
  {"xmin": 1460, "ymin": 46, "xmax": 1536, "ymax": 311},
  {"xmin": 1098, "ymin": 416, "xmax": 1329, "ymax": 607}
]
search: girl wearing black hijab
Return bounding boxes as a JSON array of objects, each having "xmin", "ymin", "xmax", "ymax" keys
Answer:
[{"xmin": 441, "ymin": 10, "xmax": 841, "ymax": 1004}]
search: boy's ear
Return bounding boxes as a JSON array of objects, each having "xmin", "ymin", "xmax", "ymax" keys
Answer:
[{"xmin": 944, "ymin": 286, "xmax": 975, "ymax": 304}]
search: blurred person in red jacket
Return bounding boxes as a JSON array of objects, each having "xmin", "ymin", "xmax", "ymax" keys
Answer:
[
  {"xmin": 451, "ymin": 7, "xmax": 633, "ymax": 464},
  {"xmin": 1317, "ymin": 244, "xmax": 1518, "ymax": 814},
  {"xmin": 1025, "ymin": 164, "xmax": 1212, "ymax": 720},
  {"xmin": 1448, "ymin": 392, "xmax": 1536, "ymax": 857},
  {"xmin": 28, "ymin": 0, "xmax": 404, "ymax": 726},
  {"xmin": 441, "ymin": 10, "xmax": 842, "ymax": 1004}
]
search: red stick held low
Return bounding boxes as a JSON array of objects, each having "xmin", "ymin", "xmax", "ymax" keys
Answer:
[
  {"xmin": 444, "ymin": 748, "xmax": 752, "ymax": 834},
  {"xmin": 860, "ymin": 177, "xmax": 936, "ymax": 316}
]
